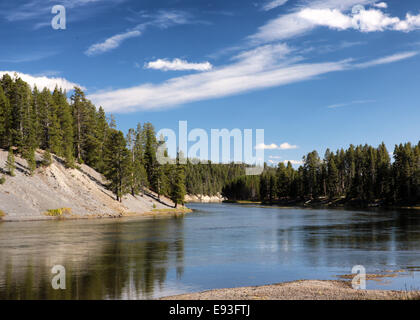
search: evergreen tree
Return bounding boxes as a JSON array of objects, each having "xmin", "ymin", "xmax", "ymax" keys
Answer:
[
  {"xmin": 0, "ymin": 86, "xmax": 11, "ymax": 148},
  {"xmin": 171, "ymin": 153, "xmax": 187, "ymax": 208},
  {"xmin": 327, "ymin": 156, "xmax": 339, "ymax": 198},
  {"xmin": 42, "ymin": 149, "xmax": 52, "ymax": 167},
  {"xmin": 6, "ymin": 147, "xmax": 15, "ymax": 176},
  {"xmin": 103, "ymin": 129, "xmax": 131, "ymax": 202},
  {"xmin": 25, "ymin": 148, "xmax": 36, "ymax": 176},
  {"xmin": 143, "ymin": 122, "xmax": 159, "ymax": 193}
]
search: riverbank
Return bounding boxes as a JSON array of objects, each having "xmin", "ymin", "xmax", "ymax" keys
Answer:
[
  {"xmin": 185, "ymin": 194, "xmax": 225, "ymax": 203},
  {"xmin": 223, "ymin": 198, "xmax": 420, "ymax": 211},
  {"xmin": 0, "ymin": 148, "xmax": 184, "ymax": 222},
  {"xmin": 161, "ymin": 279, "xmax": 420, "ymax": 300}
]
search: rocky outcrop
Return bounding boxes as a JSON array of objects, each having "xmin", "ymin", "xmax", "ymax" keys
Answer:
[{"xmin": 184, "ymin": 193, "xmax": 226, "ymax": 203}]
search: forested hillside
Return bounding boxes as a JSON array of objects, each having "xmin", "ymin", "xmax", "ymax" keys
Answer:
[
  {"xmin": 222, "ymin": 143, "xmax": 420, "ymax": 206},
  {"xmin": 1, "ymin": 74, "xmax": 418, "ymax": 208},
  {"xmin": 0, "ymin": 74, "xmax": 190, "ymax": 206},
  {"xmin": 0, "ymin": 74, "xmax": 247, "ymax": 205}
]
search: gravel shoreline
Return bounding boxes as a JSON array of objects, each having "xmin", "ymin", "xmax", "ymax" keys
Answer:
[{"xmin": 161, "ymin": 280, "xmax": 420, "ymax": 300}]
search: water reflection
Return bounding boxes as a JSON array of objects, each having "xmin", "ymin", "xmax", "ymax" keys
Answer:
[
  {"xmin": 0, "ymin": 216, "xmax": 185, "ymax": 299},
  {"xmin": 1, "ymin": 205, "xmax": 420, "ymax": 299}
]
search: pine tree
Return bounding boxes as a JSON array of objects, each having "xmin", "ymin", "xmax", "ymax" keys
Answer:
[
  {"xmin": 0, "ymin": 86, "xmax": 11, "ymax": 148},
  {"xmin": 42, "ymin": 149, "xmax": 52, "ymax": 167},
  {"xmin": 71, "ymin": 87, "xmax": 86, "ymax": 163},
  {"xmin": 103, "ymin": 129, "xmax": 131, "ymax": 202},
  {"xmin": 25, "ymin": 148, "xmax": 36, "ymax": 176},
  {"xmin": 327, "ymin": 156, "xmax": 339, "ymax": 198},
  {"xmin": 171, "ymin": 154, "xmax": 186, "ymax": 208},
  {"xmin": 143, "ymin": 122, "xmax": 159, "ymax": 193},
  {"xmin": 95, "ymin": 106, "xmax": 108, "ymax": 172},
  {"xmin": 6, "ymin": 147, "xmax": 15, "ymax": 176}
]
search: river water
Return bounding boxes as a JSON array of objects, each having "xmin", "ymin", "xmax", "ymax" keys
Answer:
[{"xmin": 0, "ymin": 203, "xmax": 420, "ymax": 299}]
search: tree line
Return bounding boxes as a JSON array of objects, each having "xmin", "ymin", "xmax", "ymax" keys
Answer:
[
  {"xmin": 0, "ymin": 74, "xmax": 186, "ymax": 207},
  {"xmin": 222, "ymin": 142, "xmax": 420, "ymax": 206}
]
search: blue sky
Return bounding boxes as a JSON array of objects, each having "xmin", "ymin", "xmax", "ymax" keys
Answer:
[{"xmin": 1, "ymin": 0, "xmax": 420, "ymax": 165}]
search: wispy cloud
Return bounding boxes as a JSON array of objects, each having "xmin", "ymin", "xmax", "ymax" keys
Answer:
[
  {"xmin": 354, "ymin": 51, "xmax": 419, "ymax": 68},
  {"xmin": 85, "ymin": 10, "xmax": 196, "ymax": 56},
  {"xmin": 249, "ymin": 1, "xmax": 420, "ymax": 44},
  {"xmin": 262, "ymin": 0, "xmax": 288, "ymax": 11},
  {"xmin": 0, "ymin": 71, "xmax": 84, "ymax": 91},
  {"xmin": 88, "ymin": 44, "xmax": 349, "ymax": 112},
  {"xmin": 145, "ymin": 58, "xmax": 213, "ymax": 72},
  {"xmin": 85, "ymin": 30, "xmax": 142, "ymax": 56},
  {"xmin": 88, "ymin": 39, "xmax": 418, "ymax": 114},
  {"xmin": 0, "ymin": 51, "xmax": 58, "ymax": 63},
  {"xmin": 327, "ymin": 99, "xmax": 376, "ymax": 109},
  {"xmin": 256, "ymin": 142, "xmax": 299, "ymax": 150},
  {"xmin": 2, "ymin": 0, "xmax": 123, "ymax": 25}
]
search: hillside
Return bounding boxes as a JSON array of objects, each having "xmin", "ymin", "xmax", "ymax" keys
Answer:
[{"xmin": 0, "ymin": 148, "xmax": 178, "ymax": 222}]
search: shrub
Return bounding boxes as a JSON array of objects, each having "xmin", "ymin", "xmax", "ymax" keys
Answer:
[
  {"xmin": 44, "ymin": 208, "xmax": 72, "ymax": 217},
  {"xmin": 0, "ymin": 176, "xmax": 5, "ymax": 185},
  {"xmin": 42, "ymin": 150, "xmax": 52, "ymax": 167},
  {"xmin": 0, "ymin": 210, "xmax": 5, "ymax": 218}
]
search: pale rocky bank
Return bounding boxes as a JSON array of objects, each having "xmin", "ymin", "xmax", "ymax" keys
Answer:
[
  {"xmin": 161, "ymin": 280, "xmax": 420, "ymax": 300},
  {"xmin": 0, "ymin": 148, "xmax": 181, "ymax": 222},
  {"xmin": 184, "ymin": 193, "xmax": 225, "ymax": 203}
]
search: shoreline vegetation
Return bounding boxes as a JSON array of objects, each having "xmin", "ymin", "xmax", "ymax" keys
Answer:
[
  {"xmin": 222, "ymin": 199, "xmax": 420, "ymax": 210},
  {"xmin": 0, "ymin": 75, "xmax": 418, "ymax": 220},
  {"xmin": 221, "ymin": 142, "xmax": 420, "ymax": 209},
  {"xmin": 161, "ymin": 278, "xmax": 420, "ymax": 300}
]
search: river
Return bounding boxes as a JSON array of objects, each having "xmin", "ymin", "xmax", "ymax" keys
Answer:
[{"xmin": 0, "ymin": 203, "xmax": 420, "ymax": 299}]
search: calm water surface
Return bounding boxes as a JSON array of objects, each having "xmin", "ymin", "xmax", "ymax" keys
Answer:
[{"xmin": 1, "ymin": 203, "xmax": 420, "ymax": 299}]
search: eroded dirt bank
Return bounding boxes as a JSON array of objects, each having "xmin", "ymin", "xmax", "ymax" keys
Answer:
[{"xmin": 0, "ymin": 148, "xmax": 186, "ymax": 221}]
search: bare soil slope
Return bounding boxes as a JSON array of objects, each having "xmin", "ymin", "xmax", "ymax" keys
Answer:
[{"xmin": 0, "ymin": 148, "xmax": 176, "ymax": 221}]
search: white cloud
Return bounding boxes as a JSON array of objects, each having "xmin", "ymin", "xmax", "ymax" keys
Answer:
[
  {"xmin": 250, "ymin": 0, "xmax": 376, "ymax": 43},
  {"xmin": 327, "ymin": 99, "xmax": 376, "ymax": 109},
  {"xmin": 355, "ymin": 51, "xmax": 418, "ymax": 68},
  {"xmin": 145, "ymin": 58, "xmax": 213, "ymax": 72},
  {"xmin": 262, "ymin": 0, "xmax": 288, "ymax": 11},
  {"xmin": 0, "ymin": 71, "xmax": 84, "ymax": 91},
  {"xmin": 85, "ymin": 10, "xmax": 195, "ymax": 56},
  {"xmin": 250, "ymin": 1, "xmax": 420, "ymax": 44},
  {"xmin": 88, "ymin": 44, "xmax": 349, "ymax": 112},
  {"xmin": 298, "ymin": 7, "xmax": 420, "ymax": 33},
  {"xmin": 85, "ymin": 30, "xmax": 141, "ymax": 56},
  {"xmin": 256, "ymin": 142, "xmax": 298, "ymax": 150},
  {"xmin": 374, "ymin": 2, "xmax": 388, "ymax": 9},
  {"xmin": 256, "ymin": 143, "xmax": 279, "ymax": 150},
  {"xmin": 88, "ymin": 42, "xmax": 417, "ymax": 113},
  {"xmin": 279, "ymin": 142, "xmax": 299, "ymax": 150},
  {"xmin": 283, "ymin": 160, "xmax": 303, "ymax": 165}
]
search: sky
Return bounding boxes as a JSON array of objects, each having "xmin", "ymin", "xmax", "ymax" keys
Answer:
[{"xmin": 0, "ymin": 0, "xmax": 420, "ymax": 166}]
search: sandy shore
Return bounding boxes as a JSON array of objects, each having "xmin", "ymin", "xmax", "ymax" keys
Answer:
[{"xmin": 161, "ymin": 280, "xmax": 420, "ymax": 300}]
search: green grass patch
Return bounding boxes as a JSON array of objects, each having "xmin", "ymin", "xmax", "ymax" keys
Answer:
[{"xmin": 44, "ymin": 208, "xmax": 72, "ymax": 217}]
